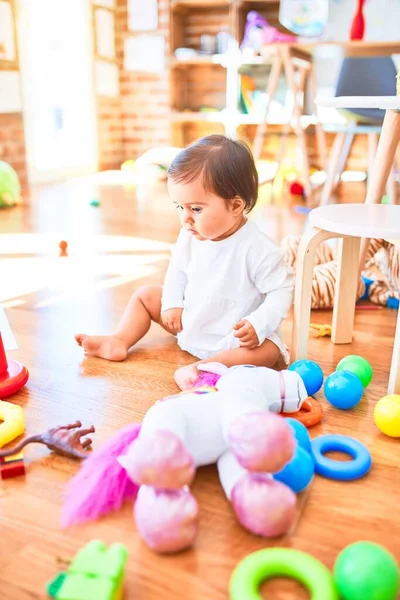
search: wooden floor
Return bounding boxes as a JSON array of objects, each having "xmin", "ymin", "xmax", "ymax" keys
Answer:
[{"xmin": 0, "ymin": 176, "xmax": 399, "ymax": 599}]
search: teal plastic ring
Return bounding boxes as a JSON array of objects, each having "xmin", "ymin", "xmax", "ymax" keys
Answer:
[{"xmin": 230, "ymin": 548, "xmax": 338, "ymax": 600}]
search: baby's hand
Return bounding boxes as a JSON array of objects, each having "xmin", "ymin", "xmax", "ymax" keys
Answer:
[
  {"xmin": 161, "ymin": 308, "xmax": 183, "ymax": 334},
  {"xmin": 233, "ymin": 320, "xmax": 259, "ymax": 349}
]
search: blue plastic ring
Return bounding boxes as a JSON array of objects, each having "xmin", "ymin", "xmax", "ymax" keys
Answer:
[{"xmin": 311, "ymin": 434, "xmax": 372, "ymax": 481}]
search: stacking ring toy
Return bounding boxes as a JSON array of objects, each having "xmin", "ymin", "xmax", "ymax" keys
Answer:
[
  {"xmin": 0, "ymin": 334, "xmax": 29, "ymax": 398},
  {"xmin": 230, "ymin": 548, "xmax": 338, "ymax": 600},
  {"xmin": 284, "ymin": 397, "xmax": 323, "ymax": 428},
  {"xmin": 311, "ymin": 434, "xmax": 372, "ymax": 481}
]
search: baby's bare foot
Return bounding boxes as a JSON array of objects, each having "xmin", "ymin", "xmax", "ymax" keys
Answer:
[{"xmin": 74, "ymin": 333, "xmax": 128, "ymax": 361}]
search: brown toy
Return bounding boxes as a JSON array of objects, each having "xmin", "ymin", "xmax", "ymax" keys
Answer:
[{"xmin": 0, "ymin": 421, "xmax": 95, "ymax": 460}]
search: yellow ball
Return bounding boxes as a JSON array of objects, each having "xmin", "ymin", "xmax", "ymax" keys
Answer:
[{"xmin": 374, "ymin": 394, "xmax": 400, "ymax": 437}]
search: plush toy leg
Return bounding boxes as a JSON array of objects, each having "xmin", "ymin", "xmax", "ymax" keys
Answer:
[
  {"xmin": 119, "ymin": 428, "xmax": 195, "ymax": 490},
  {"xmin": 134, "ymin": 485, "xmax": 199, "ymax": 554},
  {"xmin": 118, "ymin": 397, "xmax": 196, "ymax": 489},
  {"xmin": 217, "ymin": 451, "xmax": 297, "ymax": 538},
  {"xmin": 228, "ymin": 411, "xmax": 295, "ymax": 472}
]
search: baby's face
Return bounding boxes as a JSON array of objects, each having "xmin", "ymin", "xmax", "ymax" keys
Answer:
[{"xmin": 167, "ymin": 176, "xmax": 243, "ymax": 241}]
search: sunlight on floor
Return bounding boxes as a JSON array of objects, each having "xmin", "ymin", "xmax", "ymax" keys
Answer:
[{"xmin": 0, "ymin": 233, "xmax": 171, "ymax": 306}]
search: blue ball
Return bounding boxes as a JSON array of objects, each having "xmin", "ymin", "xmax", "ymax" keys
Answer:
[
  {"xmin": 324, "ymin": 370, "xmax": 364, "ymax": 410},
  {"xmin": 285, "ymin": 418, "xmax": 312, "ymax": 454},
  {"xmin": 273, "ymin": 445, "xmax": 315, "ymax": 493},
  {"xmin": 288, "ymin": 359, "xmax": 324, "ymax": 396}
]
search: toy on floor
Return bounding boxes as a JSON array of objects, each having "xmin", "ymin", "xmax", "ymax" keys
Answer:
[
  {"xmin": 374, "ymin": 394, "xmax": 400, "ymax": 437},
  {"xmin": 46, "ymin": 539, "xmax": 128, "ymax": 600},
  {"xmin": 62, "ymin": 364, "xmax": 316, "ymax": 553},
  {"xmin": 0, "ymin": 399, "xmax": 25, "ymax": 448},
  {"xmin": 230, "ymin": 541, "xmax": 399, "ymax": 600},
  {"xmin": 0, "ymin": 421, "xmax": 95, "ymax": 460},
  {"xmin": 0, "ymin": 160, "xmax": 21, "ymax": 208},
  {"xmin": 288, "ymin": 359, "xmax": 324, "ymax": 396},
  {"xmin": 282, "ymin": 235, "xmax": 400, "ymax": 309},
  {"xmin": 336, "ymin": 355, "xmax": 372, "ymax": 388},
  {"xmin": 230, "ymin": 548, "xmax": 338, "ymax": 600},
  {"xmin": 289, "ymin": 180, "xmax": 305, "ymax": 197},
  {"xmin": 0, "ymin": 332, "xmax": 29, "ymax": 397},
  {"xmin": 0, "ymin": 451, "xmax": 25, "ymax": 479},
  {"xmin": 310, "ymin": 323, "xmax": 332, "ymax": 337},
  {"xmin": 324, "ymin": 371, "xmax": 364, "ymax": 410},
  {"xmin": 334, "ymin": 541, "xmax": 399, "ymax": 600},
  {"xmin": 311, "ymin": 434, "xmax": 372, "ymax": 481},
  {"xmin": 58, "ymin": 240, "xmax": 68, "ymax": 257}
]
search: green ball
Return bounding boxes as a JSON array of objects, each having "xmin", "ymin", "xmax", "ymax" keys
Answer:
[
  {"xmin": 0, "ymin": 160, "xmax": 21, "ymax": 207},
  {"xmin": 334, "ymin": 542, "xmax": 399, "ymax": 600},
  {"xmin": 336, "ymin": 355, "xmax": 373, "ymax": 388},
  {"xmin": 90, "ymin": 199, "xmax": 100, "ymax": 207}
]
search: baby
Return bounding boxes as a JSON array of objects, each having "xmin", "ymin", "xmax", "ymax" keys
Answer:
[{"xmin": 75, "ymin": 135, "xmax": 295, "ymax": 390}]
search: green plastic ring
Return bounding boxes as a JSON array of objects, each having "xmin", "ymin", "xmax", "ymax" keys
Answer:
[{"xmin": 230, "ymin": 548, "xmax": 338, "ymax": 600}]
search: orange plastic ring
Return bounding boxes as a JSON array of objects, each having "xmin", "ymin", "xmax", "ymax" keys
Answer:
[{"xmin": 282, "ymin": 397, "xmax": 323, "ymax": 428}]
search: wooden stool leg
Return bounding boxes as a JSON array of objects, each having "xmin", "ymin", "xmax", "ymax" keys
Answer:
[
  {"xmin": 332, "ymin": 236, "xmax": 361, "ymax": 344},
  {"xmin": 308, "ymin": 64, "xmax": 327, "ymax": 171},
  {"xmin": 359, "ymin": 110, "xmax": 400, "ymax": 273},
  {"xmin": 282, "ymin": 48, "xmax": 312, "ymax": 201},
  {"xmin": 253, "ymin": 53, "xmax": 283, "ymax": 159},
  {"xmin": 388, "ymin": 307, "xmax": 400, "ymax": 394},
  {"xmin": 386, "ymin": 167, "xmax": 397, "ymax": 204},
  {"xmin": 319, "ymin": 133, "xmax": 346, "ymax": 206},
  {"xmin": 291, "ymin": 228, "xmax": 337, "ymax": 361}
]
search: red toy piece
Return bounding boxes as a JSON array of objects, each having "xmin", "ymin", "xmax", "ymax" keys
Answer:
[
  {"xmin": 289, "ymin": 181, "xmax": 305, "ymax": 197},
  {"xmin": 0, "ymin": 451, "xmax": 26, "ymax": 479},
  {"xmin": 0, "ymin": 333, "xmax": 29, "ymax": 397},
  {"xmin": 350, "ymin": 0, "xmax": 366, "ymax": 41}
]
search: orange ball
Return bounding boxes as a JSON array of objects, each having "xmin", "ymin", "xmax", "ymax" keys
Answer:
[{"xmin": 59, "ymin": 240, "xmax": 68, "ymax": 251}]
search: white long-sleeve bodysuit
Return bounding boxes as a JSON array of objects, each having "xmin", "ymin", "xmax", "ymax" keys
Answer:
[{"xmin": 161, "ymin": 219, "xmax": 295, "ymax": 362}]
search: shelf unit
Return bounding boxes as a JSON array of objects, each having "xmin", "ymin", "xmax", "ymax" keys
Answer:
[{"xmin": 169, "ymin": 0, "xmax": 305, "ymax": 148}]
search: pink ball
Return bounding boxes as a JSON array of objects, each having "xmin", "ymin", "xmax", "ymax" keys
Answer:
[
  {"xmin": 122, "ymin": 430, "xmax": 195, "ymax": 489},
  {"xmin": 231, "ymin": 473, "xmax": 297, "ymax": 537},
  {"xmin": 134, "ymin": 485, "xmax": 198, "ymax": 553},
  {"xmin": 228, "ymin": 411, "xmax": 295, "ymax": 473}
]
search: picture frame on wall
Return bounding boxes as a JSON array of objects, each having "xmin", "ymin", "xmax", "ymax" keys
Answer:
[
  {"xmin": 94, "ymin": 7, "xmax": 116, "ymax": 61},
  {"xmin": 128, "ymin": 0, "xmax": 158, "ymax": 32},
  {"xmin": 0, "ymin": 0, "xmax": 17, "ymax": 66}
]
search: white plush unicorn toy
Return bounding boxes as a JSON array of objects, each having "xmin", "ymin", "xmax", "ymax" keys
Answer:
[{"xmin": 62, "ymin": 364, "xmax": 310, "ymax": 553}]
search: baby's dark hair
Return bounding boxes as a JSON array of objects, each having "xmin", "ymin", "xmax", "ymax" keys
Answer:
[{"xmin": 167, "ymin": 134, "xmax": 258, "ymax": 213}]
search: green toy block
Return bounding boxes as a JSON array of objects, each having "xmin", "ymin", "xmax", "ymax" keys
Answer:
[
  {"xmin": 46, "ymin": 540, "xmax": 128, "ymax": 600},
  {"xmin": 46, "ymin": 572, "xmax": 68, "ymax": 598},
  {"xmin": 55, "ymin": 573, "xmax": 115, "ymax": 600},
  {"xmin": 68, "ymin": 540, "xmax": 128, "ymax": 580}
]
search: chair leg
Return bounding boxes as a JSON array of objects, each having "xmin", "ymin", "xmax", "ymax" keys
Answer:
[
  {"xmin": 386, "ymin": 167, "xmax": 397, "ymax": 204},
  {"xmin": 359, "ymin": 110, "xmax": 400, "ymax": 273},
  {"xmin": 319, "ymin": 133, "xmax": 346, "ymax": 206},
  {"xmin": 332, "ymin": 236, "xmax": 361, "ymax": 344},
  {"xmin": 291, "ymin": 228, "xmax": 337, "ymax": 361},
  {"xmin": 282, "ymin": 48, "xmax": 312, "ymax": 201},
  {"xmin": 388, "ymin": 307, "xmax": 400, "ymax": 394},
  {"xmin": 253, "ymin": 53, "xmax": 283, "ymax": 160}
]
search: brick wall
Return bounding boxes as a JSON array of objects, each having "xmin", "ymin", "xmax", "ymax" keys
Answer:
[
  {"xmin": 0, "ymin": 0, "xmax": 28, "ymax": 196},
  {"xmin": 116, "ymin": 0, "xmax": 171, "ymax": 162}
]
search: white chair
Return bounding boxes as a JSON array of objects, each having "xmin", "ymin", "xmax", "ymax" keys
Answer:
[
  {"xmin": 291, "ymin": 203, "xmax": 400, "ymax": 394},
  {"xmin": 319, "ymin": 90, "xmax": 400, "ymax": 206}
]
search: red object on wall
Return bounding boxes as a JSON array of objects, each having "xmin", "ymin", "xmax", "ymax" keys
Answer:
[{"xmin": 350, "ymin": 0, "xmax": 366, "ymax": 41}]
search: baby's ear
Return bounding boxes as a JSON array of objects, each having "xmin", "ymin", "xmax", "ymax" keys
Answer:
[{"xmin": 197, "ymin": 362, "xmax": 229, "ymax": 376}]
